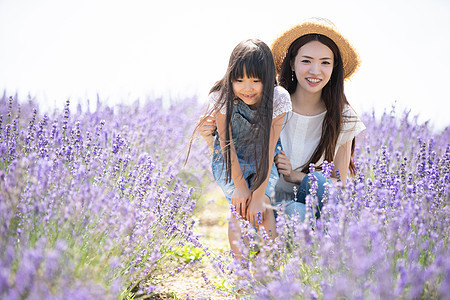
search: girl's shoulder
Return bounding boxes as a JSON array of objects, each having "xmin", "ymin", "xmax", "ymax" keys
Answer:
[
  {"xmin": 273, "ymin": 86, "xmax": 292, "ymax": 119},
  {"xmin": 273, "ymin": 85, "xmax": 290, "ymax": 101},
  {"xmin": 207, "ymin": 91, "xmax": 221, "ymax": 104},
  {"xmin": 207, "ymin": 91, "xmax": 226, "ymax": 114}
]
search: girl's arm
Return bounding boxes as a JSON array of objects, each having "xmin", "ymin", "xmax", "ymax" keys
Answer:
[
  {"xmin": 246, "ymin": 113, "xmax": 285, "ymax": 227},
  {"xmin": 216, "ymin": 111, "xmax": 251, "ymax": 218}
]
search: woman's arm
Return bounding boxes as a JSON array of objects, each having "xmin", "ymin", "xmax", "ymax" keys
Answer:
[
  {"xmin": 332, "ymin": 139, "xmax": 352, "ymax": 185},
  {"xmin": 246, "ymin": 113, "xmax": 285, "ymax": 227},
  {"xmin": 216, "ymin": 111, "xmax": 251, "ymax": 218},
  {"xmin": 276, "ymin": 140, "xmax": 352, "ymax": 185}
]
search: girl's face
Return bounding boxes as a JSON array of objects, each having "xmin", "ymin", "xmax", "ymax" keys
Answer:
[
  {"xmin": 232, "ymin": 72, "xmax": 263, "ymax": 107},
  {"xmin": 292, "ymin": 40, "xmax": 334, "ymax": 95}
]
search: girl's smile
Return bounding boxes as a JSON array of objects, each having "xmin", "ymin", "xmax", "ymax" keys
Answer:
[{"xmin": 232, "ymin": 73, "xmax": 263, "ymax": 107}]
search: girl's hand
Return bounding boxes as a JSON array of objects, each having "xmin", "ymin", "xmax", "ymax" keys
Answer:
[
  {"xmin": 197, "ymin": 113, "xmax": 216, "ymax": 151},
  {"xmin": 246, "ymin": 196, "xmax": 269, "ymax": 228},
  {"xmin": 231, "ymin": 185, "xmax": 252, "ymax": 219},
  {"xmin": 198, "ymin": 113, "xmax": 217, "ymax": 139}
]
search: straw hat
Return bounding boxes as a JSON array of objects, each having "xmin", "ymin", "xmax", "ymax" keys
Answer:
[{"xmin": 271, "ymin": 18, "xmax": 360, "ymax": 79}]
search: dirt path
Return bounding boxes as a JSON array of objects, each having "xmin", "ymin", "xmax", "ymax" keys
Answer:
[{"xmin": 153, "ymin": 188, "xmax": 234, "ymax": 299}]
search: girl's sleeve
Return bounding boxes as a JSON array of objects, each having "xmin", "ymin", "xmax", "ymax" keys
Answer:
[
  {"xmin": 208, "ymin": 92, "xmax": 226, "ymax": 115},
  {"xmin": 272, "ymin": 86, "xmax": 292, "ymax": 119},
  {"xmin": 337, "ymin": 105, "xmax": 366, "ymax": 147}
]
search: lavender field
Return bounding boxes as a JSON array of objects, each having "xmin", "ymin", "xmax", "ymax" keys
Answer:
[{"xmin": 0, "ymin": 93, "xmax": 449, "ymax": 299}]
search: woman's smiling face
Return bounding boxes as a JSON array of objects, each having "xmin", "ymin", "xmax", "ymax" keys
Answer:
[{"xmin": 292, "ymin": 40, "xmax": 334, "ymax": 95}]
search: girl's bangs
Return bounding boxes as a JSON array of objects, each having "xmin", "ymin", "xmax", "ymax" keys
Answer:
[{"xmin": 231, "ymin": 54, "xmax": 265, "ymax": 81}]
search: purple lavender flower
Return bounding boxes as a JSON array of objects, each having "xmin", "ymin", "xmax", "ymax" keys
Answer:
[
  {"xmin": 1, "ymin": 93, "xmax": 448, "ymax": 299},
  {"xmin": 256, "ymin": 211, "xmax": 263, "ymax": 225},
  {"xmin": 0, "ymin": 94, "xmax": 212, "ymax": 298}
]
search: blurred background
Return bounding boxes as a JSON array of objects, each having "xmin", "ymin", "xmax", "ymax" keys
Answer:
[{"xmin": 1, "ymin": 0, "xmax": 449, "ymax": 131}]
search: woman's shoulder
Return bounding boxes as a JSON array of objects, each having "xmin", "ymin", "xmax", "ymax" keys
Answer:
[
  {"xmin": 341, "ymin": 104, "xmax": 365, "ymax": 126},
  {"xmin": 342, "ymin": 104, "xmax": 359, "ymax": 118},
  {"xmin": 339, "ymin": 104, "xmax": 366, "ymax": 143},
  {"xmin": 342, "ymin": 104, "xmax": 356, "ymax": 116}
]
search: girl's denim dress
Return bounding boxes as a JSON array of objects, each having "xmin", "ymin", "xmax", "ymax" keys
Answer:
[{"xmin": 212, "ymin": 98, "xmax": 282, "ymax": 203}]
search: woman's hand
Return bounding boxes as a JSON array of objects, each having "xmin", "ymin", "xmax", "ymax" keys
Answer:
[
  {"xmin": 275, "ymin": 150, "xmax": 303, "ymax": 184},
  {"xmin": 231, "ymin": 184, "xmax": 252, "ymax": 219}
]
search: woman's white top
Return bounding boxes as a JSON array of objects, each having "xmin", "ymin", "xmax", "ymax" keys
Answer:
[
  {"xmin": 275, "ymin": 105, "xmax": 366, "ymax": 201},
  {"xmin": 208, "ymin": 85, "xmax": 292, "ymax": 119}
]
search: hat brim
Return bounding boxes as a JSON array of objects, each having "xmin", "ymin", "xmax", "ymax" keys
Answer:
[{"xmin": 271, "ymin": 21, "xmax": 360, "ymax": 79}]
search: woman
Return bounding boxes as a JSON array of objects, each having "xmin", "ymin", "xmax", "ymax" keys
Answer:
[{"xmin": 271, "ymin": 18, "xmax": 365, "ymax": 218}]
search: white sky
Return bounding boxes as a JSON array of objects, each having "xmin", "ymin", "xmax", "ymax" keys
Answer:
[{"xmin": 0, "ymin": 0, "xmax": 449, "ymax": 131}]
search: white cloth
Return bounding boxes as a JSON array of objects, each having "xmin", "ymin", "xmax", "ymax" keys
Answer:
[
  {"xmin": 208, "ymin": 85, "xmax": 292, "ymax": 119},
  {"xmin": 275, "ymin": 105, "xmax": 366, "ymax": 198}
]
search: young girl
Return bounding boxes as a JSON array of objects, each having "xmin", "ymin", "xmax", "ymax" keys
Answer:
[
  {"xmin": 197, "ymin": 39, "xmax": 291, "ymax": 255},
  {"xmin": 272, "ymin": 18, "xmax": 366, "ymax": 218}
]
